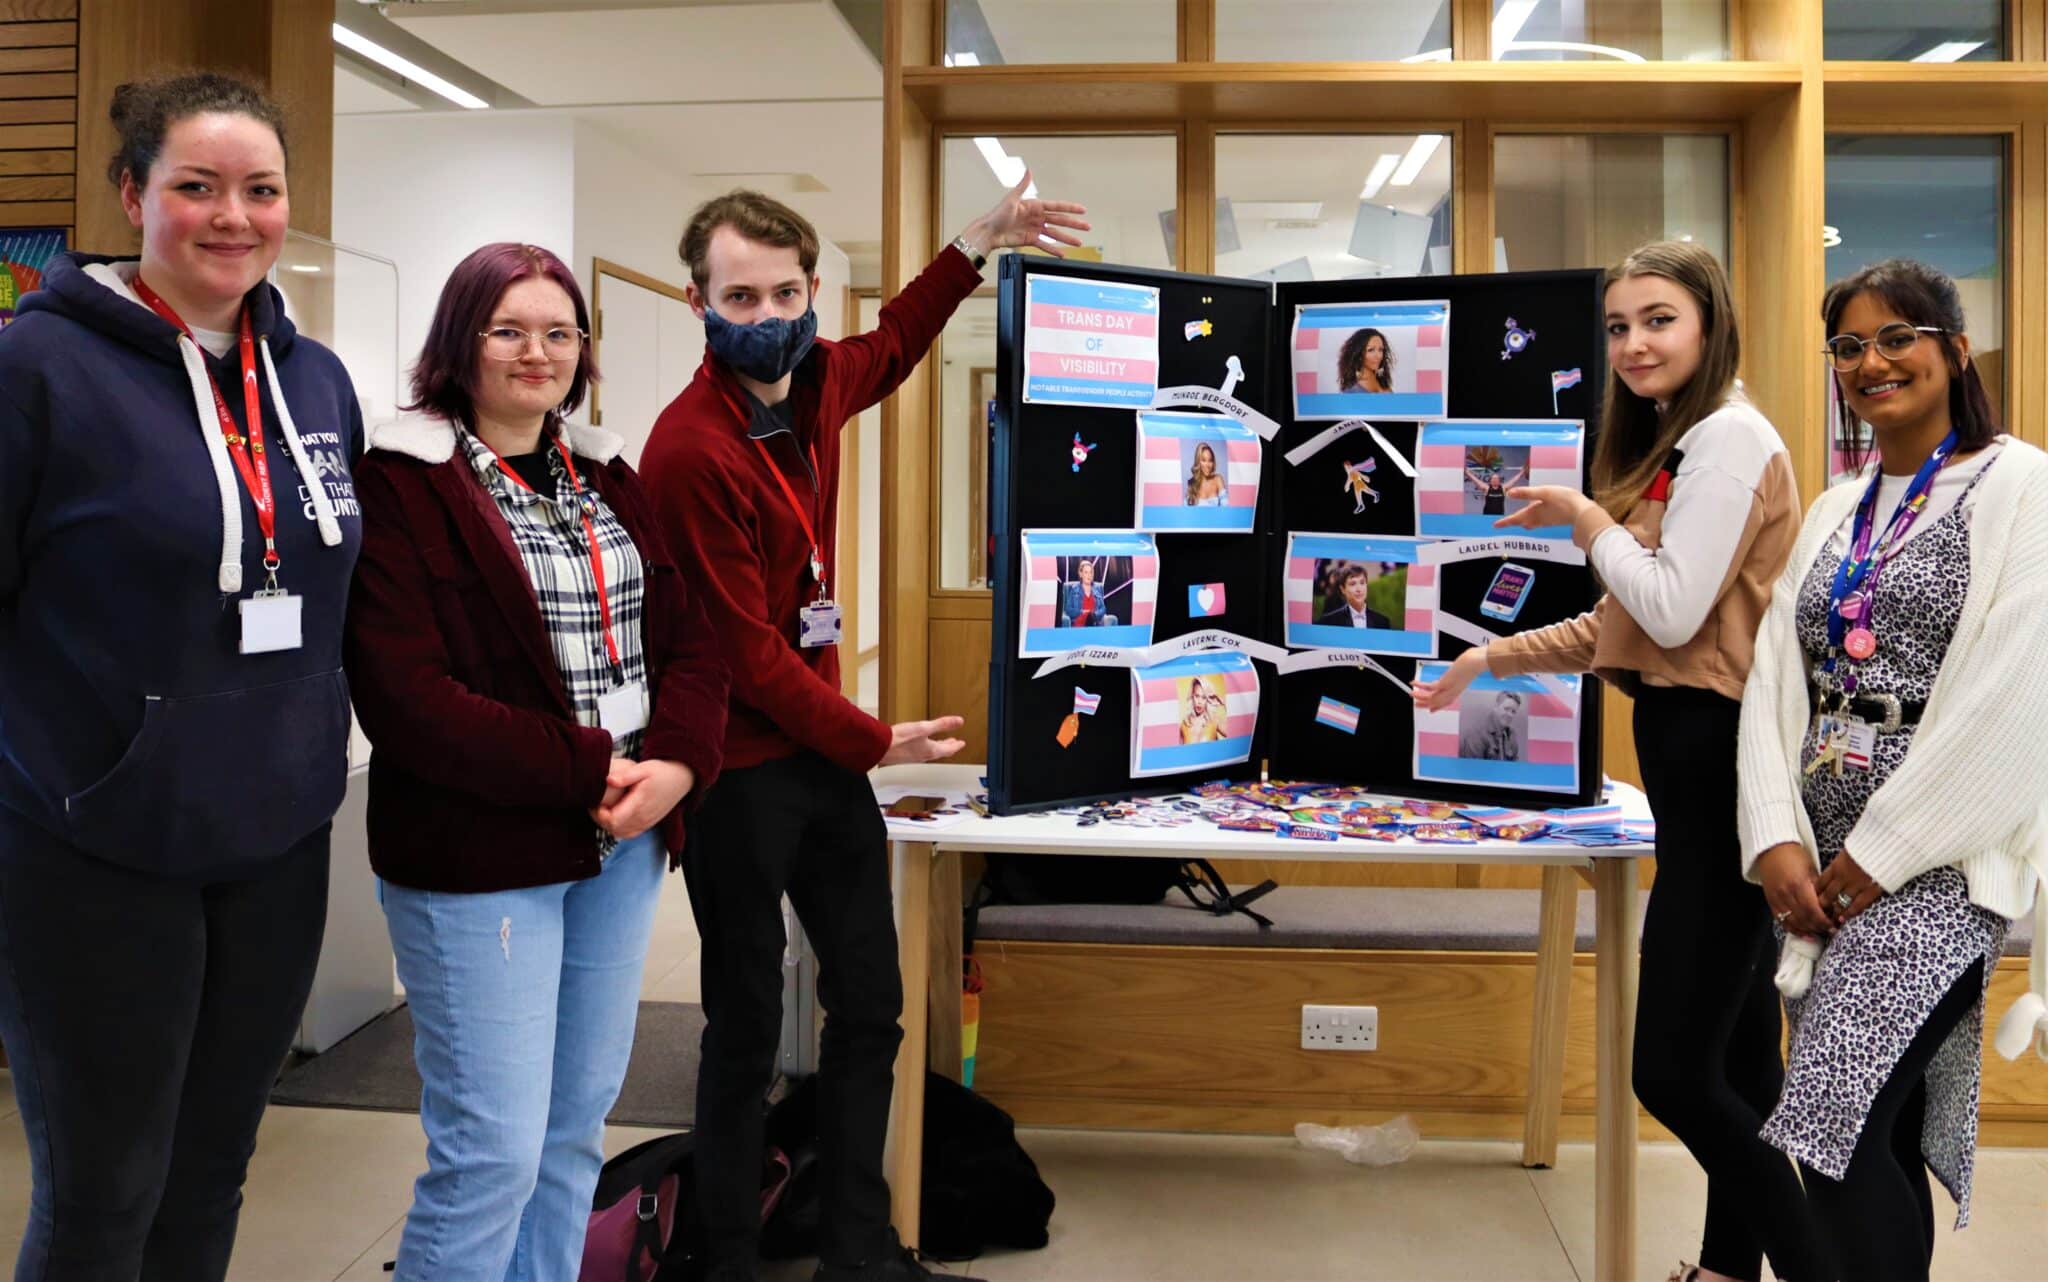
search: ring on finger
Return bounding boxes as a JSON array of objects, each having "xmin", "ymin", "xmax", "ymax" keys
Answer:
[
  {"xmin": 1774, "ymin": 908, "xmax": 1793, "ymax": 924},
  {"xmin": 1834, "ymin": 890, "xmax": 1855, "ymax": 911}
]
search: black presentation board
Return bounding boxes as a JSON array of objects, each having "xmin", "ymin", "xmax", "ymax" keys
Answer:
[{"xmin": 987, "ymin": 254, "xmax": 1607, "ymax": 814}]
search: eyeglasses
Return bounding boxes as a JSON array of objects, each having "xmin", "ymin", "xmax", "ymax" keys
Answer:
[
  {"xmin": 1822, "ymin": 323, "xmax": 1946, "ymax": 372},
  {"xmin": 478, "ymin": 327, "xmax": 588, "ymax": 360}
]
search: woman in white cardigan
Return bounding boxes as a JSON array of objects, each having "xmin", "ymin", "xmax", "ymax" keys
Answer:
[{"xmin": 1737, "ymin": 258, "xmax": 2048, "ymax": 1282}]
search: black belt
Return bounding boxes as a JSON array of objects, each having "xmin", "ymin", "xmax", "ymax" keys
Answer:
[{"xmin": 1809, "ymin": 683, "xmax": 1925, "ymax": 732}]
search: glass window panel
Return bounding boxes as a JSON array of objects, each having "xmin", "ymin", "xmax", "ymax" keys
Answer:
[
  {"xmin": 1493, "ymin": 134, "xmax": 1728, "ymax": 273},
  {"xmin": 1490, "ymin": 0, "xmax": 1727, "ymax": 62},
  {"xmin": 1823, "ymin": 0, "xmax": 2002, "ymax": 61},
  {"xmin": 1215, "ymin": 134, "xmax": 1453, "ymax": 282},
  {"xmin": 1215, "ymin": 1, "xmax": 1452, "ymax": 63},
  {"xmin": 1825, "ymin": 135, "xmax": 2004, "ymax": 434},
  {"xmin": 942, "ymin": 0, "xmax": 1176, "ymax": 65},
  {"xmin": 934, "ymin": 135, "xmax": 1177, "ymax": 591}
]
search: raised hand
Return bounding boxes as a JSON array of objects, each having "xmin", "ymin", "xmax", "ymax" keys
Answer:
[{"xmin": 961, "ymin": 172, "xmax": 1091, "ymax": 260}]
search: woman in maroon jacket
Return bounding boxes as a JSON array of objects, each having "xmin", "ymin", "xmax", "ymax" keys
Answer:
[{"xmin": 343, "ymin": 242, "xmax": 727, "ymax": 1281}]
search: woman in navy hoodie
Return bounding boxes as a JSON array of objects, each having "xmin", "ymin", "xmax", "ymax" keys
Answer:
[{"xmin": 0, "ymin": 74, "xmax": 363, "ymax": 1277}]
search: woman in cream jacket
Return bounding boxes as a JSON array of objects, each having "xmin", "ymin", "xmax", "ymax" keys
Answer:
[{"xmin": 1737, "ymin": 258, "xmax": 2048, "ymax": 1282}]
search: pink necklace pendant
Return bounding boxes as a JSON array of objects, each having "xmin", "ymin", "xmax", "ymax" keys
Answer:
[{"xmin": 1844, "ymin": 627, "xmax": 1878, "ymax": 661}]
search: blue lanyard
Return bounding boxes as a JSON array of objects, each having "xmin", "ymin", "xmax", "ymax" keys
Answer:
[{"xmin": 1825, "ymin": 429, "xmax": 1957, "ymax": 652}]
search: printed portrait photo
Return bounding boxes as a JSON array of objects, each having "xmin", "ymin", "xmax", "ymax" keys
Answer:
[{"xmin": 1311, "ymin": 558, "xmax": 1409, "ymax": 633}]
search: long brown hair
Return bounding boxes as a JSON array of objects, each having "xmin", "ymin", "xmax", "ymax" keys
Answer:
[
  {"xmin": 1590, "ymin": 241, "xmax": 1742, "ymax": 521},
  {"xmin": 1821, "ymin": 258, "xmax": 2000, "ymax": 470}
]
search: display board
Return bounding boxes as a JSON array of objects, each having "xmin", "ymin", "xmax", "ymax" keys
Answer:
[{"xmin": 988, "ymin": 256, "xmax": 1606, "ymax": 813}]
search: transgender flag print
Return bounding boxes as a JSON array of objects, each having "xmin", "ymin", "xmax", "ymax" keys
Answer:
[
  {"xmin": 1134, "ymin": 411, "xmax": 1262, "ymax": 533},
  {"xmin": 1021, "ymin": 274, "xmax": 1162, "ymax": 409},
  {"xmin": 1129, "ymin": 651, "xmax": 1260, "ymax": 779},
  {"xmin": 1282, "ymin": 532, "xmax": 1438, "ymax": 659},
  {"xmin": 1290, "ymin": 299, "xmax": 1450, "ymax": 421},
  {"xmin": 1412, "ymin": 665, "xmax": 1582, "ymax": 795},
  {"xmin": 1414, "ymin": 420, "xmax": 1586, "ymax": 541},
  {"xmin": 1017, "ymin": 530, "xmax": 1160, "ymax": 658}
]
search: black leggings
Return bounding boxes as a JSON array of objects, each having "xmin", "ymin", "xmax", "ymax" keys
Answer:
[
  {"xmin": 1631, "ymin": 685, "xmax": 1831, "ymax": 1282},
  {"xmin": 0, "ymin": 806, "xmax": 329, "ymax": 1282},
  {"xmin": 1802, "ymin": 958, "xmax": 1985, "ymax": 1282}
]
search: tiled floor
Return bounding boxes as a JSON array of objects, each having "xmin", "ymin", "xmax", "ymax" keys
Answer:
[
  {"xmin": 4, "ymin": 872, "xmax": 2045, "ymax": 1279},
  {"xmin": 2, "ymin": 1101, "xmax": 2044, "ymax": 1281}
]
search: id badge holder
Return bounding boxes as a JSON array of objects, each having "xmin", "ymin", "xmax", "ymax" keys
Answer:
[
  {"xmin": 1840, "ymin": 717, "xmax": 1877, "ymax": 771},
  {"xmin": 799, "ymin": 599, "xmax": 843, "ymax": 648},
  {"xmin": 239, "ymin": 588, "xmax": 303, "ymax": 655},
  {"xmin": 597, "ymin": 680, "xmax": 649, "ymax": 738}
]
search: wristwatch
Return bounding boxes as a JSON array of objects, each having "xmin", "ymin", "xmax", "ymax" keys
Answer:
[{"xmin": 950, "ymin": 235, "xmax": 989, "ymax": 271}]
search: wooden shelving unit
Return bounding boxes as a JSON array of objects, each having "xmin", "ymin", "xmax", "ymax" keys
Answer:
[{"xmin": 879, "ymin": 1, "xmax": 2045, "ymax": 786}]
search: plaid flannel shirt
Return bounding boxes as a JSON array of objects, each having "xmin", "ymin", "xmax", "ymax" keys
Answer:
[{"xmin": 461, "ymin": 426, "xmax": 648, "ymax": 854}]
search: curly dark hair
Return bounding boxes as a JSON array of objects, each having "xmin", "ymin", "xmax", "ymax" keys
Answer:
[
  {"xmin": 106, "ymin": 71, "xmax": 289, "ymax": 190},
  {"xmin": 1336, "ymin": 328, "xmax": 1394, "ymax": 392}
]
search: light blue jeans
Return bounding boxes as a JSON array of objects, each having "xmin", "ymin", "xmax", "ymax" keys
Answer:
[{"xmin": 379, "ymin": 832, "xmax": 665, "ymax": 1282}]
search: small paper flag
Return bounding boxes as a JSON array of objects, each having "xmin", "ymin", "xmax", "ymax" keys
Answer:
[
  {"xmin": 1073, "ymin": 687, "xmax": 1102, "ymax": 715},
  {"xmin": 1315, "ymin": 696, "xmax": 1361, "ymax": 734}
]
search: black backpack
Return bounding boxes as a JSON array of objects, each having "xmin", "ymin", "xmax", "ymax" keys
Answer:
[
  {"xmin": 977, "ymin": 854, "xmax": 1277, "ymax": 927},
  {"xmin": 760, "ymin": 1071, "xmax": 1056, "ymax": 1263}
]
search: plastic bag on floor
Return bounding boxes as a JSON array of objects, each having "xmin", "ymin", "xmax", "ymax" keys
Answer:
[{"xmin": 1294, "ymin": 1115, "xmax": 1420, "ymax": 1167}]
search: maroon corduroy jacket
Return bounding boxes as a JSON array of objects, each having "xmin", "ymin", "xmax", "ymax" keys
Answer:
[
  {"xmin": 344, "ymin": 413, "xmax": 729, "ymax": 893},
  {"xmin": 639, "ymin": 246, "xmax": 982, "ymax": 773}
]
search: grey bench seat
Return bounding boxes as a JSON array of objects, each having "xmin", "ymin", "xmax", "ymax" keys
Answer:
[{"xmin": 973, "ymin": 885, "xmax": 2036, "ymax": 956}]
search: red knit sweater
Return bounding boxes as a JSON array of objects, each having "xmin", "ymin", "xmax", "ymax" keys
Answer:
[{"xmin": 640, "ymin": 247, "xmax": 982, "ymax": 773}]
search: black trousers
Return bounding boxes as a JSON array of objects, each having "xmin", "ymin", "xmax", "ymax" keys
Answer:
[
  {"xmin": 681, "ymin": 752, "xmax": 904, "ymax": 1270},
  {"xmin": 0, "ymin": 805, "xmax": 329, "ymax": 1282},
  {"xmin": 1630, "ymin": 685, "xmax": 1831, "ymax": 1282},
  {"xmin": 1802, "ymin": 958, "xmax": 1985, "ymax": 1282}
]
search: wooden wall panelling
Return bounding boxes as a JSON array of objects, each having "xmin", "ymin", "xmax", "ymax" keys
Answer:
[
  {"xmin": 2013, "ymin": 119, "xmax": 2045, "ymax": 451},
  {"xmin": 969, "ymin": 941, "xmax": 2048, "ymax": 1142},
  {"xmin": 1176, "ymin": 0, "xmax": 1212, "ymax": 63},
  {"xmin": 926, "ymin": 616, "xmax": 990, "ymax": 761},
  {"xmin": 882, "ymin": 0, "xmax": 937, "ymax": 723},
  {"xmin": 74, "ymin": 0, "xmax": 332, "ymax": 253},
  {"xmin": 1739, "ymin": 84, "xmax": 1826, "ymax": 499},
  {"xmin": 0, "ymin": 0, "xmax": 73, "ymax": 237}
]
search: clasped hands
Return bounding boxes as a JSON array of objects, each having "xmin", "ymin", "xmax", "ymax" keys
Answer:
[
  {"xmin": 589, "ymin": 758, "xmax": 696, "ymax": 841},
  {"xmin": 1757, "ymin": 842, "xmax": 1884, "ymax": 938}
]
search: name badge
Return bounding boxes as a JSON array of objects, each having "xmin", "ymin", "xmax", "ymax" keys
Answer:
[
  {"xmin": 239, "ymin": 590, "xmax": 303, "ymax": 655},
  {"xmin": 597, "ymin": 680, "xmax": 649, "ymax": 738},
  {"xmin": 799, "ymin": 599, "xmax": 843, "ymax": 649}
]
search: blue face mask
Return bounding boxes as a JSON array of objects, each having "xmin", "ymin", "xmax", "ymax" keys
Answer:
[{"xmin": 701, "ymin": 301, "xmax": 818, "ymax": 384}]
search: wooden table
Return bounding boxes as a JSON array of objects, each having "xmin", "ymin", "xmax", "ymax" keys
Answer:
[{"xmin": 873, "ymin": 763, "xmax": 1648, "ymax": 1282}]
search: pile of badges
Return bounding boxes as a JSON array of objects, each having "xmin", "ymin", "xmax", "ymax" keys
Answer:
[{"xmin": 985, "ymin": 781, "xmax": 1654, "ymax": 846}]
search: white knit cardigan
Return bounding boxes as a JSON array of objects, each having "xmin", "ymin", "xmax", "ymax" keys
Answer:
[{"xmin": 1735, "ymin": 436, "xmax": 2048, "ymax": 1062}]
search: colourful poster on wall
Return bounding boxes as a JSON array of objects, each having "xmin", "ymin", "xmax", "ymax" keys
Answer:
[
  {"xmin": 1283, "ymin": 532, "xmax": 1437, "ymax": 658},
  {"xmin": 1134, "ymin": 411, "xmax": 1261, "ymax": 533},
  {"xmin": 1290, "ymin": 299, "xmax": 1450, "ymax": 421},
  {"xmin": 1411, "ymin": 667, "xmax": 1582, "ymax": 795},
  {"xmin": 1018, "ymin": 529, "xmax": 1161, "ymax": 658},
  {"xmin": 1415, "ymin": 420, "xmax": 1585, "ymax": 541},
  {"xmin": 0, "ymin": 228, "xmax": 66, "ymax": 327},
  {"xmin": 1021, "ymin": 273, "xmax": 1161, "ymax": 409},
  {"xmin": 1130, "ymin": 651, "xmax": 1259, "ymax": 778}
]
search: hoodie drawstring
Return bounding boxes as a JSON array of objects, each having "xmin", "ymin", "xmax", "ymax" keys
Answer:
[
  {"xmin": 259, "ymin": 335, "xmax": 343, "ymax": 551},
  {"xmin": 172, "ymin": 332, "xmax": 342, "ymax": 594},
  {"xmin": 172, "ymin": 335, "xmax": 246, "ymax": 594}
]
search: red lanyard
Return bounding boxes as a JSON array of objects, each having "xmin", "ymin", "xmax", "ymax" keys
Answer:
[
  {"xmin": 484, "ymin": 434, "xmax": 623, "ymax": 671},
  {"xmin": 134, "ymin": 277, "xmax": 279, "ymax": 578},
  {"xmin": 750, "ymin": 437, "xmax": 827, "ymax": 597}
]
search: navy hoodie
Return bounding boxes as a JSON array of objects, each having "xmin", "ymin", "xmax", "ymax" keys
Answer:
[{"xmin": 0, "ymin": 252, "xmax": 365, "ymax": 876}]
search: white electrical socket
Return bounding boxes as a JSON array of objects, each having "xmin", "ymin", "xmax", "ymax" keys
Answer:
[{"xmin": 1300, "ymin": 1003, "xmax": 1378, "ymax": 1051}]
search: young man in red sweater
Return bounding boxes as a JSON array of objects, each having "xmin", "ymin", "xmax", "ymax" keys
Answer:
[{"xmin": 640, "ymin": 178, "xmax": 1086, "ymax": 1282}]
